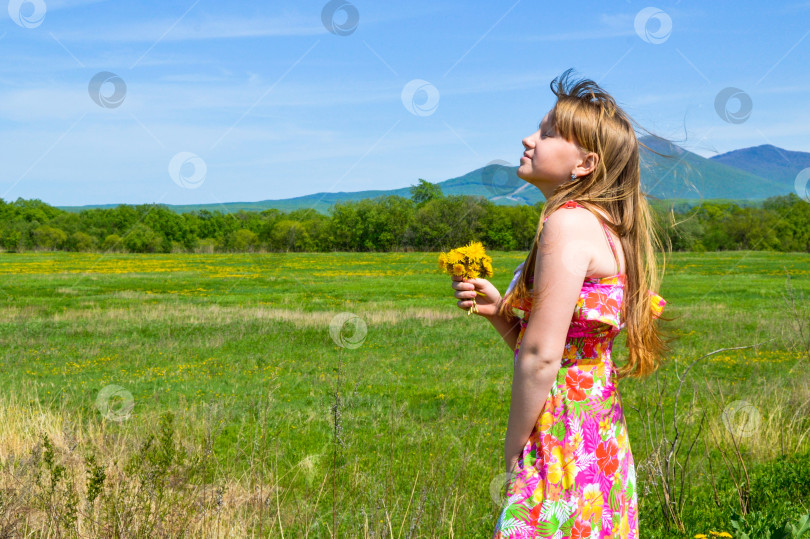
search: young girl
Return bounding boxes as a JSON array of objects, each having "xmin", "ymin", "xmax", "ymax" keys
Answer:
[{"xmin": 451, "ymin": 69, "xmax": 671, "ymax": 538}]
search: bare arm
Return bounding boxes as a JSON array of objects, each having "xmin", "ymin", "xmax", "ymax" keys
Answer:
[
  {"xmin": 483, "ymin": 301, "xmax": 522, "ymax": 353},
  {"xmin": 452, "ymin": 276, "xmax": 521, "ymax": 353},
  {"xmin": 503, "ymin": 209, "xmax": 592, "ymax": 474}
]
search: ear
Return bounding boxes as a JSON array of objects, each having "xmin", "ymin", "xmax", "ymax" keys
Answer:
[{"xmin": 576, "ymin": 151, "xmax": 599, "ymax": 177}]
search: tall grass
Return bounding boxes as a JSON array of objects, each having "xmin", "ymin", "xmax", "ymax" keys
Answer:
[{"xmin": 1, "ymin": 251, "xmax": 809, "ymax": 537}]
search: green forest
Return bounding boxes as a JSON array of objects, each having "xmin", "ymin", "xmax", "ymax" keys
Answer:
[{"xmin": 2, "ymin": 181, "xmax": 809, "ymax": 254}]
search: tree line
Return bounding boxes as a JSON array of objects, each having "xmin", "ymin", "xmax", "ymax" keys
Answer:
[{"xmin": 1, "ymin": 181, "xmax": 809, "ymax": 254}]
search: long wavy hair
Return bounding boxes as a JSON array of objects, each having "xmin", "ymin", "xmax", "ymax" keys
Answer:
[{"xmin": 496, "ymin": 68, "xmax": 675, "ymax": 379}]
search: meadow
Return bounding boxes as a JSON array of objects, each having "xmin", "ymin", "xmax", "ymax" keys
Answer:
[{"xmin": 0, "ymin": 250, "xmax": 808, "ymax": 538}]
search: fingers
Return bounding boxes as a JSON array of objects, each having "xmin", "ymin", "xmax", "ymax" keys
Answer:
[
  {"xmin": 451, "ymin": 281, "xmax": 474, "ymax": 292},
  {"xmin": 451, "ymin": 277, "xmax": 476, "ymax": 310}
]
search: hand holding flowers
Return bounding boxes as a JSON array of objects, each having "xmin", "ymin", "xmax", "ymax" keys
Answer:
[{"xmin": 439, "ymin": 241, "xmax": 501, "ymax": 317}]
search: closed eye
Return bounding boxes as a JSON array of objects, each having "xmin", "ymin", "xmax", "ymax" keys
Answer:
[{"xmin": 539, "ymin": 124, "xmax": 554, "ymax": 138}]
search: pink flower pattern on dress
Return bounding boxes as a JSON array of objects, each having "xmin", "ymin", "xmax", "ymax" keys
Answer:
[{"xmin": 492, "ymin": 201, "xmax": 667, "ymax": 539}]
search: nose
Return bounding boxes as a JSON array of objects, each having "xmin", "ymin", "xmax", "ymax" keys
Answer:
[{"xmin": 522, "ymin": 136, "xmax": 532, "ymax": 150}]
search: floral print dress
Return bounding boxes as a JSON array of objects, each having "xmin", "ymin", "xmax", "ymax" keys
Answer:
[{"xmin": 493, "ymin": 200, "xmax": 667, "ymax": 539}]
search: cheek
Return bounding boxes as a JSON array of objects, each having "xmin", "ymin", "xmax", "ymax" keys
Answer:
[
  {"xmin": 533, "ymin": 147, "xmax": 551, "ymax": 165},
  {"xmin": 548, "ymin": 145, "xmax": 571, "ymax": 166}
]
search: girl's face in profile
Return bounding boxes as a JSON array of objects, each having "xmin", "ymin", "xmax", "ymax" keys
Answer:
[{"xmin": 517, "ymin": 109, "xmax": 584, "ymax": 189}]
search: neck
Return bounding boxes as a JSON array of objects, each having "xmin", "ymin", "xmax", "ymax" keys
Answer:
[
  {"xmin": 517, "ymin": 174, "xmax": 565, "ymax": 200},
  {"xmin": 535, "ymin": 180, "xmax": 565, "ymax": 201}
]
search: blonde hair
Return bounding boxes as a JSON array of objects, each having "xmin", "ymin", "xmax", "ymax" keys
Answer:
[{"xmin": 497, "ymin": 68, "xmax": 675, "ymax": 379}]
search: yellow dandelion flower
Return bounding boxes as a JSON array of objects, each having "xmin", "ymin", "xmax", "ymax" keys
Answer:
[
  {"xmin": 449, "ymin": 251, "xmax": 464, "ymax": 265},
  {"xmin": 464, "ymin": 241, "xmax": 484, "ymax": 259},
  {"xmin": 438, "ymin": 241, "xmax": 492, "ymax": 279}
]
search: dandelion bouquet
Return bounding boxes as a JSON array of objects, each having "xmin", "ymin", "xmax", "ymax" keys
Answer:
[{"xmin": 438, "ymin": 241, "xmax": 493, "ymax": 316}]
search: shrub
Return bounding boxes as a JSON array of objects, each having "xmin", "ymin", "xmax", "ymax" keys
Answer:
[
  {"xmin": 67, "ymin": 231, "xmax": 96, "ymax": 252},
  {"xmin": 32, "ymin": 225, "xmax": 67, "ymax": 250}
]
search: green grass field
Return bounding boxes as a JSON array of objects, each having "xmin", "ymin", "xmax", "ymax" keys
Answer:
[{"xmin": 0, "ymin": 251, "xmax": 808, "ymax": 538}]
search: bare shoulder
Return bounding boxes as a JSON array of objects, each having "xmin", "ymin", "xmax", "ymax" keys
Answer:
[{"xmin": 542, "ymin": 207, "xmax": 600, "ymax": 239}]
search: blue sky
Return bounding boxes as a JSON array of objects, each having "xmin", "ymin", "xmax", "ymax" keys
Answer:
[{"xmin": 2, "ymin": 0, "xmax": 809, "ymax": 206}]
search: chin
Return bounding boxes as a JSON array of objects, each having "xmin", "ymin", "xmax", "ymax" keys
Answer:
[
  {"xmin": 516, "ymin": 169, "xmax": 538, "ymax": 184},
  {"xmin": 516, "ymin": 166, "xmax": 529, "ymax": 180}
]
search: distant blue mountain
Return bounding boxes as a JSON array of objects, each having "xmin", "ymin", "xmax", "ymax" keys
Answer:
[
  {"xmin": 637, "ymin": 136, "xmax": 790, "ymax": 201},
  {"xmin": 56, "ymin": 138, "xmax": 798, "ymax": 215},
  {"xmin": 709, "ymin": 144, "xmax": 810, "ymax": 189}
]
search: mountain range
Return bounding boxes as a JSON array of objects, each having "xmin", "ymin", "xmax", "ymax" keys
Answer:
[{"xmin": 56, "ymin": 136, "xmax": 809, "ymax": 215}]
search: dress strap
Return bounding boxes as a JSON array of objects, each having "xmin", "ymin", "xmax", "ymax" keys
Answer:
[
  {"xmin": 542, "ymin": 199, "xmax": 580, "ymax": 223},
  {"xmin": 600, "ymin": 221, "xmax": 621, "ymax": 275}
]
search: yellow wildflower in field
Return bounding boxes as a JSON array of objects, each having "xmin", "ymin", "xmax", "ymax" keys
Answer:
[{"xmin": 438, "ymin": 241, "xmax": 493, "ymax": 315}]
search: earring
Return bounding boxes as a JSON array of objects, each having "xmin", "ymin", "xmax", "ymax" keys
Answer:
[{"xmin": 570, "ymin": 173, "xmax": 577, "ymax": 181}]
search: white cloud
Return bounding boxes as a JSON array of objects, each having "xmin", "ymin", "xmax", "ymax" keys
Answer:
[
  {"xmin": 46, "ymin": 0, "xmax": 110, "ymax": 11},
  {"xmin": 598, "ymin": 13, "xmax": 635, "ymax": 30},
  {"xmin": 38, "ymin": 4, "xmax": 444, "ymax": 44},
  {"xmin": 627, "ymin": 91, "xmax": 703, "ymax": 107},
  {"xmin": 0, "ymin": 88, "xmax": 89, "ymax": 121},
  {"xmin": 501, "ymin": 7, "xmax": 703, "ymax": 43},
  {"xmin": 504, "ymin": 28, "xmax": 636, "ymax": 43},
  {"xmin": 775, "ymin": 1, "xmax": 810, "ymax": 15},
  {"xmin": 0, "ymin": 68, "xmax": 570, "ymax": 124},
  {"xmin": 51, "ymin": 14, "xmax": 326, "ymax": 42}
]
